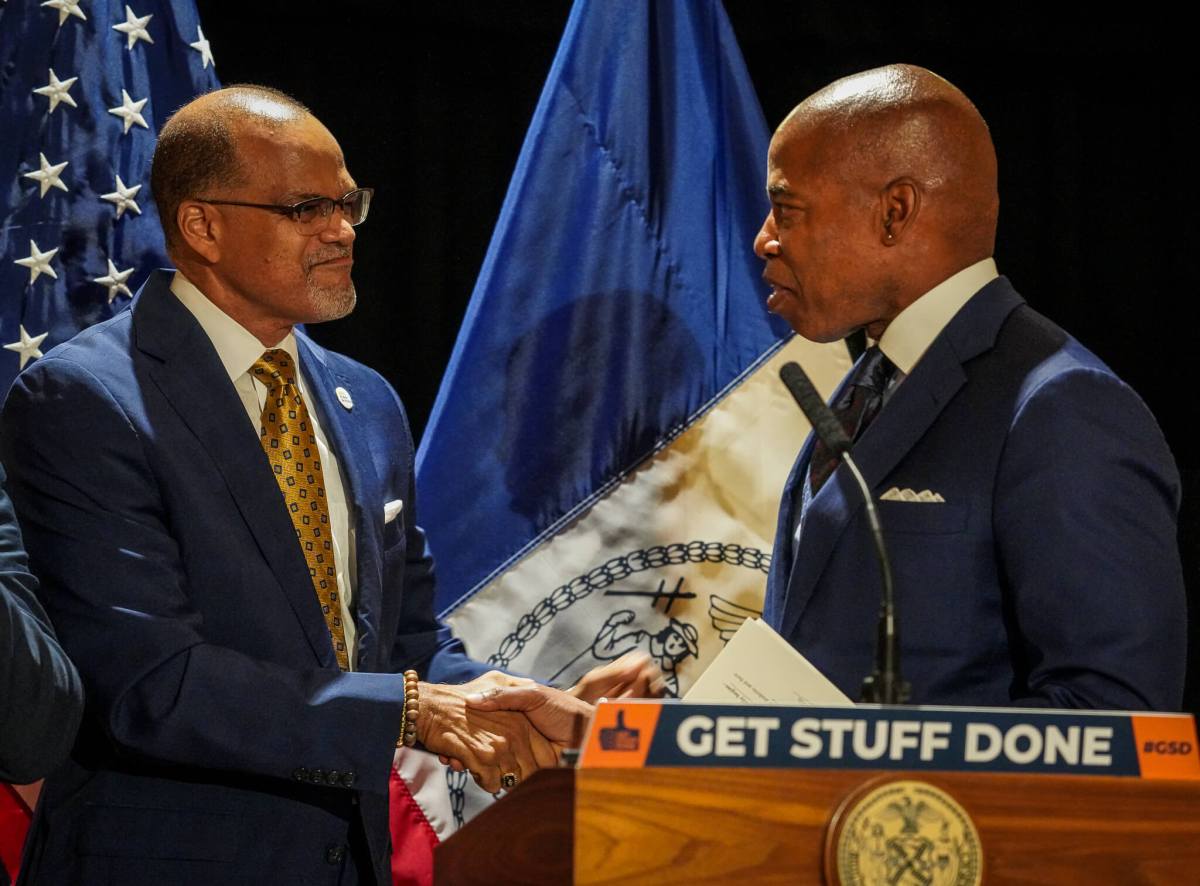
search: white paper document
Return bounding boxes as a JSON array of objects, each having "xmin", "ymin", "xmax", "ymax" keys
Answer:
[{"xmin": 684, "ymin": 618, "xmax": 853, "ymax": 705}]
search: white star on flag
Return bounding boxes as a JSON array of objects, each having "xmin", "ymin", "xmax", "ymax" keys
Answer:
[
  {"xmin": 23, "ymin": 152, "xmax": 70, "ymax": 198},
  {"xmin": 189, "ymin": 25, "xmax": 214, "ymax": 69},
  {"xmin": 41, "ymin": 0, "xmax": 86, "ymax": 27},
  {"xmin": 33, "ymin": 69, "xmax": 79, "ymax": 114},
  {"xmin": 93, "ymin": 259, "xmax": 136, "ymax": 303},
  {"xmin": 112, "ymin": 5, "xmax": 154, "ymax": 50},
  {"xmin": 108, "ymin": 89, "xmax": 149, "ymax": 133},
  {"xmin": 14, "ymin": 240, "xmax": 60, "ymax": 284},
  {"xmin": 100, "ymin": 174, "xmax": 142, "ymax": 218},
  {"xmin": 3, "ymin": 326, "xmax": 50, "ymax": 370},
  {"xmin": 3, "ymin": 0, "xmax": 220, "ymax": 398}
]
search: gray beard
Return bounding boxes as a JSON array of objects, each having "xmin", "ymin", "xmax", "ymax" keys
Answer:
[{"xmin": 304, "ymin": 279, "xmax": 357, "ymax": 323}]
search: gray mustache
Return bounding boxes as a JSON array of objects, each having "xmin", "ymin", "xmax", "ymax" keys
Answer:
[{"xmin": 306, "ymin": 250, "xmax": 352, "ymax": 268}]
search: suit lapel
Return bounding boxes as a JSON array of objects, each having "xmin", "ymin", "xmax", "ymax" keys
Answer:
[
  {"xmin": 764, "ymin": 345, "xmax": 868, "ymax": 629},
  {"xmin": 295, "ymin": 335, "xmax": 385, "ymax": 671},
  {"xmin": 133, "ymin": 274, "xmax": 336, "ymax": 667},
  {"xmin": 778, "ymin": 278, "xmax": 1025, "ymax": 639},
  {"xmin": 762, "ymin": 433, "xmax": 815, "ymax": 629}
]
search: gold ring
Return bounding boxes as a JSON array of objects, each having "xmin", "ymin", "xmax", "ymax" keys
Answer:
[{"xmin": 500, "ymin": 772, "xmax": 518, "ymax": 789}]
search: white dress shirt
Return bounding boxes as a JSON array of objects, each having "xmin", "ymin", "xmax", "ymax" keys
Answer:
[
  {"xmin": 171, "ymin": 272, "xmax": 359, "ymax": 669},
  {"xmin": 877, "ymin": 257, "xmax": 999, "ymax": 381}
]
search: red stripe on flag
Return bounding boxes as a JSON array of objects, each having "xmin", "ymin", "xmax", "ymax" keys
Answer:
[
  {"xmin": 0, "ymin": 784, "xmax": 33, "ymax": 883},
  {"xmin": 388, "ymin": 766, "xmax": 438, "ymax": 886}
]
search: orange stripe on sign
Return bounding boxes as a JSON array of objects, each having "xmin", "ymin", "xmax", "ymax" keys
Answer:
[
  {"xmin": 1131, "ymin": 715, "xmax": 1200, "ymax": 780},
  {"xmin": 579, "ymin": 701, "xmax": 662, "ymax": 768}
]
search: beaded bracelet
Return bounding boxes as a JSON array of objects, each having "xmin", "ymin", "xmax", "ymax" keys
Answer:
[
  {"xmin": 397, "ymin": 694, "xmax": 406, "ymax": 749},
  {"xmin": 400, "ymin": 669, "xmax": 419, "ymax": 748}
]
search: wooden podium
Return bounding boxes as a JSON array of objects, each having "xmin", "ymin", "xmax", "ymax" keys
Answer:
[
  {"xmin": 436, "ymin": 702, "xmax": 1200, "ymax": 884},
  {"xmin": 436, "ymin": 765, "xmax": 1200, "ymax": 884}
]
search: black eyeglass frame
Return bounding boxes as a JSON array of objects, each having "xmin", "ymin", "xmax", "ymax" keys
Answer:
[{"xmin": 195, "ymin": 187, "xmax": 374, "ymax": 229}]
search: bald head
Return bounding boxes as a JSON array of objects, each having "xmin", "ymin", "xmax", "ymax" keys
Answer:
[
  {"xmin": 780, "ymin": 64, "xmax": 999, "ymax": 262},
  {"xmin": 151, "ymin": 85, "xmax": 313, "ymax": 254},
  {"xmin": 755, "ymin": 65, "xmax": 1001, "ymax": 342}
]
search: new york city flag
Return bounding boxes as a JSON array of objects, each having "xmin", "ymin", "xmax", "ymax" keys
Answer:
[{"xmin": 416, "ymin": 0, "xmax": 851, "ymax": 827}]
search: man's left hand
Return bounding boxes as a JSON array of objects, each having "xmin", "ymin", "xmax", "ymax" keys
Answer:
[{"xmin": 568, "ymin": 651, "xmax": 665, "ymax": 703}]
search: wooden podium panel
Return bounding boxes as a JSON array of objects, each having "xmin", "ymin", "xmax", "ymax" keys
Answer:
[
  {"xmin": 437, "ymin": 766, "xmax": 1200, "ymax": 884},
  {"xmin": 575, "ymin": 767, "xmax": 1200, "ymax": 884},
  {"xmin": 434, "ymin": 768, "xmax": 574, "ymax": 885}
]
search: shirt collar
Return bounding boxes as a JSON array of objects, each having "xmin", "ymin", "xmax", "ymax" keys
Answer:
[
  {"xmin": 877, "ymin": 257, "xmax": 998, "ymax": 375},
  {"xmin": 170, "ymin": 271, "xmax": 299, "ymax": 382}
]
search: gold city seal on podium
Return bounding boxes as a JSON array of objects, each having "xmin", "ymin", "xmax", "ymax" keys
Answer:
[{"xmin": 826, "ymin": 778, "xmax": 983, "ymax": 886}]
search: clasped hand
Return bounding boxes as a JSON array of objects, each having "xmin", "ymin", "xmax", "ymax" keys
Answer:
[{"xmin": 414, "ymin": 652, "xmax": 662, "ymax": 792}]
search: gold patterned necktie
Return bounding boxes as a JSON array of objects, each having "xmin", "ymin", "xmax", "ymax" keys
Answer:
[{"xmin": 251, "ymin": 349, "xmax": 349, "ymax": 670}]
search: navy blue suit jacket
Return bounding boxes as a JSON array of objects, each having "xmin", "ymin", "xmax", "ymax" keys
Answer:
[
  {"xmin": 763, "ymin": 277, "xmax": 1186, "ymax": 710},
  {"xmin": 0, "ymin": 271, "xmax": 489, "ymax": 885},
  {"xmin": 0, "ymin": 464, "xmax": 83, "ymax": 785}
]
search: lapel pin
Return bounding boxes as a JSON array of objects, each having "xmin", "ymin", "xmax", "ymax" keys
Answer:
[{"xmin": 335, "ymin": 386, "xmax": 354, "ymax": 410}]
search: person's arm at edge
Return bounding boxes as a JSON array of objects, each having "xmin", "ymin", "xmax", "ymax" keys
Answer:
[{"xmin": 0, "ymin": 464, "xmax": 83, "ymax": 783}]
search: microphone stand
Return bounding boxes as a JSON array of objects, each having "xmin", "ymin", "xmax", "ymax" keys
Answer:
[
  {"xmin": 778, "ymin": 361, "xmax": 910, "ymax": 705},
  {"xmin": 840, "ymin": 454, "xmax": 909, "ymax": 705}
]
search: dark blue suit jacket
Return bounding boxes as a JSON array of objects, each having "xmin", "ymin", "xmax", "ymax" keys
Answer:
[
  {"xmin": 0, "ymin": 464, "xmax": 83, "ymax": 785},
  {"xmin": 0, "ymin": 271, "xmax": 489, "ymax": 885},
  {"xmin": 763, "ymin": 277, "xmax": 1186, "ymax": 710}
]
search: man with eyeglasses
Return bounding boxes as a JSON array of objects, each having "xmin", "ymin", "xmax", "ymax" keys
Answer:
[{"xmin": 0, "ymin": 85, "xmax": 636, "ymax": 885}]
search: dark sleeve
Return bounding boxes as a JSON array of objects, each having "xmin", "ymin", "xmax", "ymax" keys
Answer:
[
  {"xmin": 995, "ymin": 367, "xmax": 1186, "ymax": 710},
  {"xmin": 0, "ymin": 463, "xmax": 84, "ymax": 783},
  {"xmin": 1, "ymin": 358, "xmax": 406, "ymax": 795}
]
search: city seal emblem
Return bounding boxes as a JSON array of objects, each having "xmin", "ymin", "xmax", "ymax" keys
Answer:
[{"xmin": 825, "ymin": 778, "xmax": 982, "ymax": 886}]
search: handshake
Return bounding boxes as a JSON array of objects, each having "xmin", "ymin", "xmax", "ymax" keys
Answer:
[{"xmin": 409, "ymin": 652, "xmax": 663, "ymax": 793}]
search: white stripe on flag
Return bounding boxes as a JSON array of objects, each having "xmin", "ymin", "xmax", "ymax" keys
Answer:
[{"xmin": 393, "ymin": 748, "xmax": 456, "ymax": 843}]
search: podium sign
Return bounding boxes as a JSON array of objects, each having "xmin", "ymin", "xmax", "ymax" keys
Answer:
[
  {"xmin": 436, "ymin": 703, "xmax": 1200, "ymax": 884},
  {"xmin": 579, "ymin": 700, "xmax": 1200, "ymax": 780}
]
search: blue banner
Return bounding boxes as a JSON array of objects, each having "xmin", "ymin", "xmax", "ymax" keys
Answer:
[{"xmin": 649, "ymin": 704, "xmax": 1142, "ymax": 775}]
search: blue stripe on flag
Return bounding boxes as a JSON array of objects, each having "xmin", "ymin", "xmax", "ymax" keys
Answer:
[
  {"xmin": 448, "ymin": 333, "xmax": 793, "ymax": 613},
  {"xmin": 417, "ymin": 0, "xmax": 786, "ymax": 611}
]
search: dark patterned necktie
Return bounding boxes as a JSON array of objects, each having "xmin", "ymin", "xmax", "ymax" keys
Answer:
[
  {"xmin": 808, "ymin": 345, "xmax": 895, "ymax": 495},
  {"xmin": 251, "ymin": 349, "xmax": 349, "ymax": 670}
]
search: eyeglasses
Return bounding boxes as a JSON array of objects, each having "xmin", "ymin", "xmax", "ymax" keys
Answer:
[{"xmin": 196, "ymin": 187, "xmax": 374, "ymax": 233}]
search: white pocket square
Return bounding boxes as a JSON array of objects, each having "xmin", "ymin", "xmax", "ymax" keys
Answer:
[
  {"xmin": 880, "ymin": 487, "xmax": 945, "ymax": 503},
  {"xmin": 383, "ymin": 499, "xmax": 404, "ymax": 524}
]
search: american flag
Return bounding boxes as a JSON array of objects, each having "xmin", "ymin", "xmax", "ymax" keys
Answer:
[
  {"xmin": 0, "ymin": 0, "xmax": 219, "ymax": 395},
  {"xmin": 0, "ymin": 3, "xmax": 217, "ymax": 876}
]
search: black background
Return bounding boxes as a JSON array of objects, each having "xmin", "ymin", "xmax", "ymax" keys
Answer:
[{"xmin": 193, "ymin": 1, "xmax": 1197, "ymax": 710}]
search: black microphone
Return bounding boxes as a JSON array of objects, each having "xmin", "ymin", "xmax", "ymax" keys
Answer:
[
  {"xmin": 779, "ymin": 362, "xmax": 852, "ymax": 457},
  {"xmin": 778, "ymin": 360, "xmax": 910, "ymax": 705}
]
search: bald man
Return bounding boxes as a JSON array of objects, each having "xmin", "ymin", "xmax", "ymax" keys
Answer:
[
  {"xmin": 0, "ymin": 85, "xmax": 593, "ymax": 885},
  {"xmin": 756, "ymin": 65, "xmax": 1185, "ymax": 710}
]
